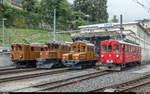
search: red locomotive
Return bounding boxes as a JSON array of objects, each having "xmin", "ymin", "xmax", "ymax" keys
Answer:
[{"xmin": 101, "ymin": 40, "xmax": 141, "ymax": 70}]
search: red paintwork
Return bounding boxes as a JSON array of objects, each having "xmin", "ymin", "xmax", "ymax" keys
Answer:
[{"xmin": 101, "ymin": 40, "xmax": 141, "ymax": 65}]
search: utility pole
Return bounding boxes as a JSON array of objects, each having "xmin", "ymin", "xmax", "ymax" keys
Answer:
[
  {"xmin": 53, "ymin": 9, "xmax": 56, "ymax": 42},
  {"xmin": 1, "ymin": 0, "xmax": 4, "ymax": 5},
  {"xmin": 120, "ymin": 14, "xmax": 124, "ymax": 40},
  {"xmin": 2, "ymin": 18, "xmax": 6, "ymax": 46}
]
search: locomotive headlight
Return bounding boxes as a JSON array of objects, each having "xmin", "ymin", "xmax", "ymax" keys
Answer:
[
  {"xmin": 75, "ymin": 56, "xmax": 78, "ymax": 60},
  {"xmin": 116, "ymin": 55, "xmax": 119, "ymax": 58},
  {"xmin": 20, "ymin": 55, "xmax": 23, "ymax": 58},
  {"xmin": 101, "ymin": 55, "xmax": 104, "ymax": 58},
  {"xmin": 40, "ymin": 53, "xmax": 42, "ymax": 55}
]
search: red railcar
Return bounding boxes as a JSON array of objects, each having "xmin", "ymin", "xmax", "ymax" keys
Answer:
[{"xmin": 101, "ymin": 40, "xmax": 141, "ymax": 70}]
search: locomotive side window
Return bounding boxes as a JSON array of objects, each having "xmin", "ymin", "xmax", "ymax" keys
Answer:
[
  {"xmin": 54, "ymin": 45, "xmax": 59, "ymax": 49},
  {"xmin": 129, "ymin": 46, "xmax": 131, "ymax": 52},
  {"xmin": 78, "ymin": 46, "xmax": 80, "ymax": 52},
  {"xmin": 19, "ymin": 46, "xmax": 22, "ymax": 51},
  {"xmin": 62, "ymin": 46, "xmax": 65, "ymax": 52},
  {"xmin": 125, "ymin": 45, "xmax": 128, "ymax": 52},
  {"xmin": 11, "ymin": 46, "xmax": 14, "ymax": 51},
  {"xmin": 102, "ymin": 45, "xmax": 107, "ymax": 52},
  {"xmin": 127, "ymin": 45, "xmax": 130, "ymax": 53},
  {"xmin": 26, "ymin": 47, "xmax": 29, "ymax": 52},
  {"xmin": 120, "ymin": 44, "xmax": 122, "ymax": 53},
  {"xmin": 31, "ymin": 47, "xmax": 34, "ymax": 51},
  {"xmin": 113, "ymin": 45, "xmax": 119, "ymax": 52},
  {"xmin": 81, "ymin": 46, "xmax": 86, "ymax": 52},
  {"xmin": 108, "ymin": 45, "xmax": 112, "ymax": 52}
]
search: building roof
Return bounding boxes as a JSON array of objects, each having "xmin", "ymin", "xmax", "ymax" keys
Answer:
[
  {"xmin": 71, "ymin": 21, "xmax": 150, "ymax": 39},
  {"xmin": 79, "ymin": 22, "xmax": 138, "ymax": 30}
]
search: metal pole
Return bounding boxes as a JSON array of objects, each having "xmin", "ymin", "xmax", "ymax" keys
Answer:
[
  {"xmin": 1, "ymin": 0, "xmax": 4, "ymax": 4},
  {"xmin": 120, "ymin": 14, "xmax": 123, "ymax": 40},
  {"xmin": 2, "ymin": 18, "xmax": 6, "ymax": 46},
  {"xmin": 53, "ymin": 9, "xmax": 56, "ymax": 42}
]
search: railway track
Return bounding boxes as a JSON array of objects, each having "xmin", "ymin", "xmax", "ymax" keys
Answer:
[
  {"xmin": 12, "ymin": 63, "xmax": 148, "ymax": 92},
  {"xmin": 0, "ymin": 68, "xmax": 71, "ymax": 84},
  {"xmin": 12, "ymin": 70, "xmax": 114, "ymax": 92},
  {"xmin": 88, "ymin": 73, "xmax": 150, "ymax": 92},
  {"xmin": 0, "ymin": 68, "xmax": 38, "ymax": 75},
  {"xmin": 0, "ymin": 66, "xmax": 16, "ymax": 71}
]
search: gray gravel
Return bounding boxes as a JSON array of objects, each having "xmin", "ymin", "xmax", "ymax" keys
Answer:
[
  {"xmin": 50, "ymin": 65, "xmax": 150, "ymax": 92},
  {"xmin": 0, "ymin": 53, "xmax": 13, "ymax": 67},
  {"xmin": 137, "ymin": 86, "xmax": 150, "ymax": 92}
]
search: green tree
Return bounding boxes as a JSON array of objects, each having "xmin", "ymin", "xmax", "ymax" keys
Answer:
[
  {"xmin": 73, "ymin": 0, "xmax": 108, "ymax": 23},
  {"xmin": 72, "ymin": 17, "xmax": 87, "ymax": 29},
  {"xmin": 40, "ymin": 0, "xmax": 72, "ymax": 27},
  {"xmin": 22, "ymin": 0, "xmax": 39, "ymax": 13},
  {"xmin": 111, "ymin": 15, "xmax": 118, "ymax": 23}
]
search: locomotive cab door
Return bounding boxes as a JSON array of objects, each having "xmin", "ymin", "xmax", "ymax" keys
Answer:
[{"xmin": 25, "ymin": 46, "xmax": 30, "ymax": 61}]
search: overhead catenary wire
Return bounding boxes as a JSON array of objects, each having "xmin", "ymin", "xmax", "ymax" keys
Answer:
[{"xmin": 132, "ymin": 0, "xmax": 150, "ymax": 14}]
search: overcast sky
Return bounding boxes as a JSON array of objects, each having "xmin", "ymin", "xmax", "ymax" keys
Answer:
[{"xmin": 67, "ymin": 0, "xmax": 150, "ymax": 22}]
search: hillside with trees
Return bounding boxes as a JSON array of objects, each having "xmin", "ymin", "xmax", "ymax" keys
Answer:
[{"xmin": 0, "ymin": 0, "xmax": 108, "ymax": 46}]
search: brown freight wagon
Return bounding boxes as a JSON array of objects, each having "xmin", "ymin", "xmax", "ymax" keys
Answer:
[
  {"xmin": 36, "ymin": 42, "xmax": 71, "ymax": 69},
  {"xmin": 11, "ymin": 44, "xmax": 43, "ymax": 68}
]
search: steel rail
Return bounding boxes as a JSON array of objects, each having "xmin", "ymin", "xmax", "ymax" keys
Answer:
[
  {"xmin": 0, "ymin": 68, "xmax": 38, "ymax": 75},
  {"xmin": 0, "ymin": 68, "xmax": 70, "ymax": 83}
]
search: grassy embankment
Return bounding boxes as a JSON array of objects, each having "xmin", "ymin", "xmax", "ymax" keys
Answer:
[{"xmin": 0, "ymin": 28, "xmax": 72, "ymax": 46}]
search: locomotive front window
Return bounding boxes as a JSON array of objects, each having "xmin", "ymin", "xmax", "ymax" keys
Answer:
[
  {"xmin": 113, "ymin": 45, "xmax": 119, "ymax": 52},
  {"xmin": 81, "ymin": 46, "xmax": 86, "ymax": 52},
  {"xmin": 19, "ymin": 46, "xmax": 22, "ymax": 51},
  {"xmin": 16, "ymin": 47, "xmax": 18, "ymax": 51},
  {"xmin": 45, "ymin": 47, "xmax": 48, "ymax": 51},
  {"xmin": 41, "ymin": 48, "xmax": 44, "ymax": 51},
  {"xmin": 108, "ymin": 45, "xmax": 112, "ymax": 52},
  {"xmin": 72, "ymin": 46, "xmax": 76, "ymax": 51},
  {"xmin": 102, "ymin": 45, "xmax": 107, "ymax": 52}
]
